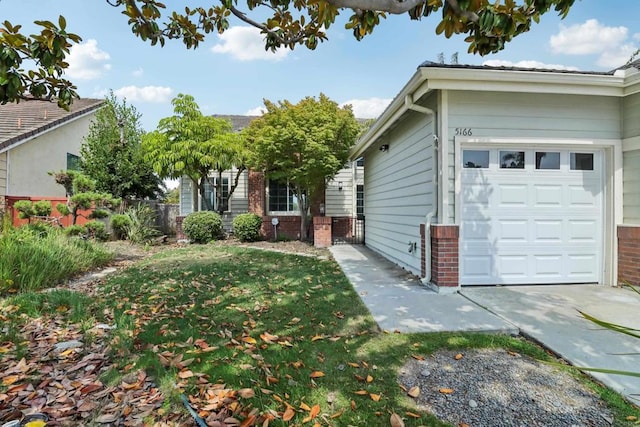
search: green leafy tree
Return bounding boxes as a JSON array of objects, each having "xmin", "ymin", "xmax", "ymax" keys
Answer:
[
  {"xmin": 142, "ymin": 94, "xmax": 248, "ymax": 214},
  {"xmin": 80, "ymin": 91, "xmax": 164, "ymax": 201},
  {"xmin": 2, "ymin": 0, "xmax": 579, "ymax": 108},
  {"xmin": 51, "ymin": 171, "xmax": 120, "ymax": 225},
  {"xmin": 246, "ymin": 93, "xmax": 360, "ymax": 240}
]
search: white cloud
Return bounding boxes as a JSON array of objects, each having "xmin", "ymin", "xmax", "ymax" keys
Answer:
[
  {"xmin": 245, "ymin": 106, "xmax": 266, "ymax": 116},
  {"xmin": 66, "ymin": 39, "xmax": 111, "ymax": 80},
  {"xmin": 113, "ymin": 86, "xmax": 173, "ymax": 103},
  {"xmin": 549, "ymin": 19, "xmax": 638, "ymax": 68},
  {"xmin": 482, "ymin": 59, "xmax": 579, "ymax": 71},
  {"xmin": 550, "ymin": 19, "xmax": 628, "ymax": 55},
  {"xmin": 340, "ymin": 98, "xmax": 392, "ymax": 119},
  {"xmin": 132, "ymin": 67, "xmax": 144, "ymax": 77},
  {"xmin": 211, "ymin": 26, "xmax": 289, "ymax": 61}
]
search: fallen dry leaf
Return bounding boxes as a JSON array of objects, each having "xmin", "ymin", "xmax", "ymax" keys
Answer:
[
  {"xmin": 310, "ymin": 371, "xmax": 325, "ymax": 378},
  {"xmin": 366, "ymin": 375, "xmax": 374, "ymax": 383},
  {"xmin": 282, "ymin": 406, "xmax": 295, "ymax": 421},
  {"xmin": 408, "ymin": 386, "xmax": 420, "ymax": 398},
  {"xmin": 347, "ymin": 362, "xmax": 360, "ymax": 368},
  {"xmin": 354, "ymin": 390, "xmax": 368, "ymax": 395},
  {"xmin": 369, "ymin": 393, "xmax": 381, "ymax": 401},
  {"xmin": 454, "ymin": 353, "xmax": 463, "ymax": 360},
  {"xmin": 411, "ymin": 354, "xmax": 425, "ymax": 361},
  {"xmin": 238, "ymin": 388, "xmax": 255, "ymax": 399},
  {"xmin": 300, "ymin": 402, "xmax": 312, "ymax": 411},
  {"xmin": 406, "ymin": 412, "xmax": 421, "ymax": 418},
  {"xmin": 439, "ymin": 388, "xmax": 454, "ymax": 394},
  {"xmin": 390, "ymin": 412, "xmax": 405, "ymax": 427}
]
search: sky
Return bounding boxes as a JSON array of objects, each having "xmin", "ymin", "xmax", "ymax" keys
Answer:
[{"xmin": 3, "ymin": 0, "xmax": 639, "ymax": 131}]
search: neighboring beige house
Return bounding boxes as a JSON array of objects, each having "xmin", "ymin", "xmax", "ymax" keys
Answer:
[
  {"xmin": 352, "ymin": 60, "xmax": 640, "ymax": 292},
  {"xmin": 0, "ymin": 98, "xmax": 104, "ymax": 210}
]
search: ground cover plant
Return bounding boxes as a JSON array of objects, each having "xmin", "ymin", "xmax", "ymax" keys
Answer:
[{"xmin": 1, "ymin": 244, "xmax": 639, "ymax": 426}]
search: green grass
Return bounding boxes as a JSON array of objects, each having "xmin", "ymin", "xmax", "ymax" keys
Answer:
[
  {"xmin": 2, "ymin": 244, "xmax": 639, "ymax": 426},
  {"xmin": 0, "ymin": 225, "xmax": 113, "ymax": 293}
]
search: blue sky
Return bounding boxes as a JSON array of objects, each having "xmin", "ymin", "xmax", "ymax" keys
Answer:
[{"xmin": 3, "ymin": 0, "xmax": 639, "ymax": 130}]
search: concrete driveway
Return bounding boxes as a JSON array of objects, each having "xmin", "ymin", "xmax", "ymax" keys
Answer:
[
  {"xmin": 330, "ymin": 245, "xmax": 640, "ymax": 402},
  {"xmin": 462, "ymin": 285, "xmax": 640, "ymax": 402}
]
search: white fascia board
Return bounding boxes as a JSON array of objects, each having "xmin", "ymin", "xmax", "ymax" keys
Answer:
[
  {"xmin": 623, "ymin": 72, "xmax": 640, "ymax": 96},
  {"xmin": 350, "ymin": 71, "xmax": 428, "ymax": 160},
  {"xmin": 420, "ymin": 67, "xmax": 625, "ymax": 97}
]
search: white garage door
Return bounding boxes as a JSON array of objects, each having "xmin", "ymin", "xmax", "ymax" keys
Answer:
[{"xmin": 460, "ymin": 148, "xmax": 603, "ymax": 286}]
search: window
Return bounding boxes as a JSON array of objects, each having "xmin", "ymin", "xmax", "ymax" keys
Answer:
[
  {"xmin": 535, "ymin": 152, "xmax": 560, "ymax": 170},
  {"xmin": 202, "ymin": 177, "xmax": 229, "ymax": 211},
  {"xmin": 356, "ymin": 157, "xmax": 364, "ymax": 167},
  {"xmin": 268, "ymin": 180, "xmax": 298, "ymax": 212},
  {"xmin": 500, "ymin": 151, "xmax": 525, "ymax": 169},
  {"xmin": 463, "ymin": 150, "xmax": 489, "ymax": 168},
  {"xmin": 356, "ymin": 185, "xmax": 364, "ymax": 219},
  {"xmin": 570, "ymin": 153, "xmax": 594, "ymax": 171},
  {"xmin": 66, "ymin": 153, "xmax": 80, "ymax": 171}
]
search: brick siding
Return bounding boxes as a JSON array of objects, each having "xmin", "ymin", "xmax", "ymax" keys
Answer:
[
  {"xmin": 618, "ymin": 225, "xmax": 640, "ymax": 286},
  {"xmin": 430, "ymin": 225, "xmax": 459, "ymax": 289},
  {"xmin": 313, "ymin": 217, "xmax": 332, "ymax": 248}
]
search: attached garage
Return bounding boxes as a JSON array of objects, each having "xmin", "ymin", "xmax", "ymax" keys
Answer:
[{"xmin": 460, "ymin": 147, "xmax": 603, "ymax": 285}]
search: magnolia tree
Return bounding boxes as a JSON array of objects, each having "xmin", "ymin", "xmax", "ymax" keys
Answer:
[
  {"xmin": 246, "ymin": 93, "xmax": 360, "ymax": 240},
  {"xmin": 142, "ymin": 94, "xmax": 248, "ymax": 214},
  {"xmin": 1, "ymin": 0, "xmax": 580, "ymax": 108}
]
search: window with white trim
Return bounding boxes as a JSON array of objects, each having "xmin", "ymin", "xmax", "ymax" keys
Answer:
[
  {"xmin": 202, "ymin": 177, "xmax": 229, "ymax": 211},
  {"xmin": 268, "ymin": 180, "xmax": 298, "ymax": 213}
]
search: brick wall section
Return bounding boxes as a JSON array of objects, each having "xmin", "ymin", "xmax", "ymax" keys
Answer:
[
  {"xmin": 430, "ymin": 225, "xmax": 459, "ymax": 288},
  {"xmin": 618, "ymin": 225, "xmax": 640, "ymax": 286},
  {"xmin": 248, "ymin": 171, "xmax": 265, "ymax": 216},
  {"xmin": 176, "ymin": 216, "xmax": 186, "ymax": 240},
  {"xmin": 262, "ymin": 216, "xmax": 301, "ymax": 241},
  {"xmin": 314, "ymin": 216, "xmax": 332, "ymax": 248}
]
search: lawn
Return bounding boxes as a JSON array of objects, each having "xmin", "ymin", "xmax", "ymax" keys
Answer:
[{"xmin": 1, "ymin": 244, "xmax": 639, "ymax": 426}]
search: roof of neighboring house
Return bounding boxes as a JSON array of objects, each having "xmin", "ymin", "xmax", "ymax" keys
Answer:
[
  {"xmin": 0, "ymin": 98, "xmax": 104, "ymax": 153},
  {"xmin": 418, "ymin": 59, "xmax": 640, "ymax": 75},
  {"xmin": 212, "ymin": 114, "xmax": 260, "ymax": 132}
]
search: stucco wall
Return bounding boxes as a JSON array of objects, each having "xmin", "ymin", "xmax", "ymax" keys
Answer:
[
  {"xmin": 7, "ymin": 113, "xmax": 95, "ymax": 197},
  {"xmin": 363, "ymin": 107, "xmax": 436, "ymax": 276}
]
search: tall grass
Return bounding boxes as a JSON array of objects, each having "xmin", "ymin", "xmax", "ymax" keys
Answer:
[{"xmin": 0, "ymin": 225, "xmax": 112, "ymax": 293}]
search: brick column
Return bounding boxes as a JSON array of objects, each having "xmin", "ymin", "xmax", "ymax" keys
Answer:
[
  {"xmin": 176, "ymin": 215, "xmax": 186, "ymax": 241},
  {"xmin": 618, "ymin": 225, "xmax": 640, "ymax": 286},
  {"xmin": 248, "ymin": 171, "xmax": 265, "ymax": 216},
  {"xmin": 430, "ymin": 225, "xmax": 459, "ymax": 289},
  {"xmin": 313, "ymin": 216, "xmax": 332, "ymax": 248}
]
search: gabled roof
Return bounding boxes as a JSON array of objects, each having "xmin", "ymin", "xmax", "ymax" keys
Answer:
[
  {"xmin": 350, "ymin": 61, "xmax": 640, "ymax": 159},
  {"xmin": 212, "ymin": 114, "xmax": 260, "ymax": 132},
  {"xmin": 0, "ymin": 98, "xmax": 104, "ymax": 153}
]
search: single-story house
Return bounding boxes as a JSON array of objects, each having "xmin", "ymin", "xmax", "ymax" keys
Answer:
[
  {"xmin": 351, "ymin": 60, "xmax": 640, "ymax": 292},
  {"xmin": 0, "ymin": 98, "xmax": 104, "ymax": 221},
  {"xmin": 177, "ymin": 115, "xmax": 365, "ymax": 244}
]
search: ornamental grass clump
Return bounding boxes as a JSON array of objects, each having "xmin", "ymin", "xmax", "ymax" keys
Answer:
[
  {"xmin": 182, "ymin": 211, "xmax": 224, "ymax": 243},
  {"xmin": 0, "ymin": 226, "xmax": 112, "ymax": 293}
]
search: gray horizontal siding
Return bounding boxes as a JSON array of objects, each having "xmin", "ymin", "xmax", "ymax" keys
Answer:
[
  {"xmin": 623, "ymin": 149, "xmax": 640, "ymax": 224},
  {"xmin": 624, "ymin": 93, "xmax": 640, "ymax": 139},
  {"xmin": 364, "ymin": 109, "xmax": 436, "ymax": 276}
]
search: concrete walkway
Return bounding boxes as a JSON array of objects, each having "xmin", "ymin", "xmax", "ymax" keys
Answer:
[{"xmin": 330, "ymin": 244, "xmax": 640, "ymax": 401}]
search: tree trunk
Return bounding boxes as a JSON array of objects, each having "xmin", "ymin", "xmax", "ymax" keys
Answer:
[
  {"xmin": 198, "ymin": 177, "xmax": 213, "ymax": 211},
  {"xmin": 191, "ymin": 178, "xmax": 199, "ymax": 212},
  {"xmin": 296, "ymin": 188, "xmax": 310, "ymax": 241},
  {"xmin": 216, "ymin": 170, "xmax": 224, "ymax": 215}
]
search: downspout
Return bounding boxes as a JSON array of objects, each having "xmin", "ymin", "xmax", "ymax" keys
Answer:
[{"xmin": 404, "ymin": 95, "xmax": 438, "ymax": 284}]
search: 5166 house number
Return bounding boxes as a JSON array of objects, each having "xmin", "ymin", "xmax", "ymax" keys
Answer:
[{"xmin": 455, "ymin": 128, "xmax": 473, "ymax": 136}]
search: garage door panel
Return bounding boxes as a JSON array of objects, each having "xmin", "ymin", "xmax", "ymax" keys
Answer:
[
  {"xmin": 460, "ymin": 148, "xmax": 602, "ymax": 286},
  {"xmin": 498, "ymin": 184, "xmax": 528, "ymax": 206},
  {"xmin": 533, "ymin": 184, "xmax": 563, "ymax": 206}
]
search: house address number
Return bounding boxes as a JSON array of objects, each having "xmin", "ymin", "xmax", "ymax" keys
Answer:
[{"xmin": 455, "ymin": 128, "xmax": 473, "ymax": 136}]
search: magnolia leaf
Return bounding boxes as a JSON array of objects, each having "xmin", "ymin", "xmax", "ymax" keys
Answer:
[
  {"xmin": 282, "ymin": 406, "xmax": 295, "ymax": 421},
  {"xmin": 178, "ymin": 369, "xmax": 194, "ymax": 379},
  {"xmin": 390, "ymin": 413, "xmax": 405, "ymax": 427},
  {"xmin": 354, "ymin": 390, "xmax": 368, "ymax": 395},
  {"xmin": 310, "ymin": 371, "xmax": 325, "ymax": 378},
  {"xmin": 238, "ymin": 388, "xmax": 255, "ymax": 398},
  {"xmin": 369, "ymin": 393, "xmax": 381, "ymax": 401},
  {"xmin": 309, "ymin": 404, "xmax": 320, "ymax": 418},
  {"xmin": 347, "ymin": 362, "xmax": 360, "ymax": 368},
  {"xmin": 366, "ymin": 375, "xmax": 374, "ymax": 383},
  {"xmin": 300, "ymin": 402, "xmax": 311, "ymax": 411},
  {"xmin": 408, "ymin": 386, "xmax": 420, "ymax": 397}
]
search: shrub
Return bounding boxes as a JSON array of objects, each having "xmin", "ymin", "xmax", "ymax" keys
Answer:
[
  {"xmin": 124, "ymin": 205, "xmax": 161, "ymax": 244},
  {"xmin": 85, "ymin": 220, "xmax": 109, "ymax": 241},
  {"xmin": 33, "ymin": 200, "xmax": 53, "ymax": 217},
  {"xmin": 14, "ymin": 200, "xmax": 35, "ymax": 219},
  {"xmin": 183, "ymin": 211, "xmax": 224, "ymax": 243},
  {"xmin": 110, "ymin": 214, "xmax": 131, "ymax": 240},
  {"xmin": 232, "ymin": 213, "xmax": 263, "ymax": 242},
  {"xmin": 64, "ymin": 225, "xmax": 86, "ymax": 237}
]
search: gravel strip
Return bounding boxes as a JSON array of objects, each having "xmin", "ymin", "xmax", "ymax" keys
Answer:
[{"xmin": 399, "ymin": 348, "xmax": 614, "ymax": 427}]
